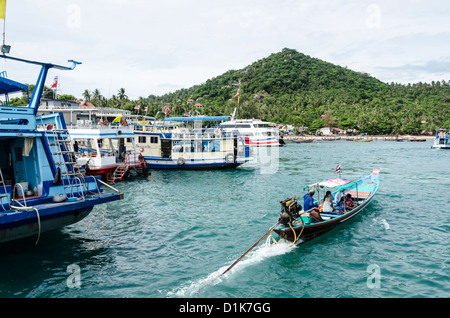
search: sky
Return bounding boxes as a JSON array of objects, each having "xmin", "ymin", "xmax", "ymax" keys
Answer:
[{"xmin": 1, "ymin": 0, "xmax": 450, "ymax": 100}]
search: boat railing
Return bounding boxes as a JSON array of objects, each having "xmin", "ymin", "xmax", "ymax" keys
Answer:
[
  {"xmin": 66, "ymin": 122, "xmax": 129, "ymax": 130},
  {"xmin": 94, "ymin": 178, "xmax": 122, "ymax": 198},
  {"xmin": 68, "ymin": 177, "xmax": 86, "ymax": 200}
]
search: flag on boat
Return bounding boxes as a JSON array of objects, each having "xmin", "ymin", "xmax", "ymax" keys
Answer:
[
  {"xmin": 144, "ymin": 106, "xmax": 148, "ymax": 112},
  {"xmin": 164, "ymin": 105, "xmax": 169, "ymax": 115},
  {"xmin": 184, "ymin": 112, "xmax": 190, "ymax": 117},
  {"xmin": 0, "ymin": 0, "xmax": 6, "ymax": 20},
  {"xmin": 51, "ymin": 76, "xmax": 58, "ymax": 88},
  {"xmin": 134, "ymin": 104, "xmax": 140, "ymax": 110},
  {"xmin": 112, "ymin": 115, "xmax": 122, "ymax": 123},
  {"xmin": 336, "ymin": 164, "xmax": 341, "ymax": 174},
  {"xmin": 233, "ymin": 88, "xmax": 240, "ymax": 97}
]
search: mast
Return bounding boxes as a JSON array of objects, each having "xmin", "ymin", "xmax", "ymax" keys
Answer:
[{"xmin": 0, "ymin": 55, "xmax": 81, "ymax": 114}]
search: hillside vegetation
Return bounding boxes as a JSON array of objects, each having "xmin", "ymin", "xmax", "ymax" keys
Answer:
[
  {"xmin": 12, "ymin": 48, "xmax": 449, "ymax": 135},
  {"xmin": 147, "ymin": 48, "xmax": 450, "ymax": 134}
]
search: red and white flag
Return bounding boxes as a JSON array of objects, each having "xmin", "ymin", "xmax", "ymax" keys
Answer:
[{"xmin": 51, "ymin": 76, "xmax": 58, "ymax": 88}]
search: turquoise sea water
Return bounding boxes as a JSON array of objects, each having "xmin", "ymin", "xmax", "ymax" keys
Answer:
[{"xmin": 0, "ymin": 139, "xmax": 449, "ymax": 298}]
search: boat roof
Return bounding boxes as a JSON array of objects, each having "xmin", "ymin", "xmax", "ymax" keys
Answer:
[
  {"xmin": 0, "ymin": 76, "xmax": 28, "ymax": 95},
  {"xmin": 220, "ymin": 118, "xmax": 274, "ymax": 125},
  {"xmin": 306, "ymin": 178, "xmax": 355, "ymax": 192},
  {"xmin": 164, "ymin": 116, "xmax": 230, "ymax": 122}
]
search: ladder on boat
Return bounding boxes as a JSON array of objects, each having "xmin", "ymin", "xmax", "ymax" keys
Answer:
[
  {"xmin": 41, "ymin": 122, "xmax": 89, "ymax": 198},
  {"xmin": 107, "ymin": 152, "xmax": 147, "ymax": 182}
]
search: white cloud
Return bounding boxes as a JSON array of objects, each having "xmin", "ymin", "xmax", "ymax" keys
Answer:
[{"xmin": 1, "ymin": 0, "xmax": 449, "ymax": 100}]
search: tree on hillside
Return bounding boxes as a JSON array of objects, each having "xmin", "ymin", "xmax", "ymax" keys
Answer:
[{"xmin": 82, "ymin": 89, "xmax": 91, "ymax": 101}]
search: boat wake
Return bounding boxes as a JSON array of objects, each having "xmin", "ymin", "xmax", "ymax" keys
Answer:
[
  {"xmin": 373, "ymin": 217, "xmax": 390, "ymax": 230},
  {"xmin": 167, "ymin": 239, "xmax": 295, "ymax": 298}
]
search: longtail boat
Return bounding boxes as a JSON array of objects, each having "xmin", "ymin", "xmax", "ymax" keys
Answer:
[{"xmin": 273, "ymin": 169, "xmax": 380, "ymax": 243}]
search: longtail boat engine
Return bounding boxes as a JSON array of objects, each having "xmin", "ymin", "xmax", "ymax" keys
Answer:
[{"xmin": 279, "ymin": 197, "xmax": 301, "ymax": 226}]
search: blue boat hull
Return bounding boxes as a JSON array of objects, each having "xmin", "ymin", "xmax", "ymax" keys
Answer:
[
  {"xmin": 146, "ymin": 161, "xmax": 241, "ymax": 170},
  {"xmin": 0, "ymin": 193, "xmax": 120, "ymax": 244}
]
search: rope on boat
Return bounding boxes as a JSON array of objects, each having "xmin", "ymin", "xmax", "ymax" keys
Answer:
[
  {"xmin": 289, "ymin": 217, "xmax": 305, "ymax": 246},
  {"xmin": 33, "ymin": 208, "xmax": 41, "ymax": 245},
  {"xmin": 10, "ymin": 205, "xmax": 41, "ymax": 245}
]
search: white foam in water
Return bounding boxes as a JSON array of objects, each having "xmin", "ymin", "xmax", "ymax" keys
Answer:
[
  {"xmin": 168, "ymin": 239, "xmax": 295, "ymax": 297},
  {"xmin": 381, "ymin": 219, "xmax": 390, "ymax": 230},
  {"xmin": 373, "ymin": 218, "xmax": 390, "ymax": 230}
]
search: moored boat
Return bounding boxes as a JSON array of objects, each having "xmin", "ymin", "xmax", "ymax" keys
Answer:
[
  {"xmin": 219, "ymin": 115, "xmax": 281, "ymax": 147},
  {"xmin": 38, "ymin": 108, "xmax": 149, "ymax": 181},
  {"xmin": 354, "ymin": 138, "xmax": 373, "ymax": 142},
  {"xmin": 127, "ymin": 115, "xmax": 253, "ymax": 170},
  {"xmin": 431, "ymin": 129, "xmax": 450, "ymax": 149},
  {"xmin": 272, "ymin": 169, "xmax": 380, "ymax": 243},
  {"xmin": 0, "ymin": 54, "xmax": 123, "ymax": 244}
]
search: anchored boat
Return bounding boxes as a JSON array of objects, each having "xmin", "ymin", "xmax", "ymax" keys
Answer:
[
  {"xmin": 218, "ymin": 109, "xmax": 282, "ymax": 147},
  {"xmin": 431, "ymin": 129, "xmax": 450, "ymax": 149},
  {"xmin": 0, "ymin": 55, "xmax": 123, "ymax": 244},
  {"xmin": 38, "ymin": 108, "xmax": 149, "ymax": 182},
  {"xmin": 272, "ymin": 169, "xmax": 380, "ymax": 243},
  {"xmin": 127, "ymin": 115, "xmax": 253, "ymax": 170}
]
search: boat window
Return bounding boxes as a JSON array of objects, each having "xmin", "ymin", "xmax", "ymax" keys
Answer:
[
  {"xmin": 150, "ymin": 136, "xmax": 158, "ymax": 144},
  {"xmin": 173, "ymin": 141, "xmax": 192, "ymax": 153},
  {"xmin": 138, "ymin": 136, "xmax": 146, "ymax": 144},
  {"xmin": 126, "ymin": 138, "xmax": 133, "ymax": 143}
]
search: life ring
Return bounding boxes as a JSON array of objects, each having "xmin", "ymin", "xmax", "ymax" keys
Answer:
[
  {"xmin": 214, "ymin": 128, "xmax": 221, "ymax": 136},
  {"xmin": 140, "ymin": 147, "xmax": 144, "ymax": 152},
  {"xmin": 225, "ymin": 153, "xmax": 234, "ymax": 163},
  {"xmin": 177, "ymin": 157, "xmax": 185, "ymax": 166}
]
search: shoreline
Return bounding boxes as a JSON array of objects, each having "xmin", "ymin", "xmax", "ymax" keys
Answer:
[{"xmin": 283, "ymin": 135, "xmax": 434, "ymax": 141}]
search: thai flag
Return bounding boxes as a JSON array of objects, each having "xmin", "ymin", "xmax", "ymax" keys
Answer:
[
  {"xmin": 233, "ymin": 88, "xmax": 240, "ymax": 97},
  {"xmin": 51, "ymin": 76, "xmax": 58, "ymax": 88},
  {"xmin": 336, "ymin": 164, "xmax": 341, "ymax": 174},
  {"xmin": 184, "ymin": 112, "xmax": 190, "ymax": 117},
  {"xmin": 134, "ymin": 105, "xmax": 141, "ymax": 110}
]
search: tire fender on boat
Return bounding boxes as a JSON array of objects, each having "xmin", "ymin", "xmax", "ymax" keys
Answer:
[
  {"xmin": 177, "ymin": 157, "xmax": 185, "ymax": 166},
  {"xmin": 225, "ymin": 153, "xmax": 234, "ymax": 163}
]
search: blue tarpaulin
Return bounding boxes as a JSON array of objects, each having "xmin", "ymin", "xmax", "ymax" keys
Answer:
[{"xmin": 0, "ymin": 76, "xmax": 28, "ymax": 95}]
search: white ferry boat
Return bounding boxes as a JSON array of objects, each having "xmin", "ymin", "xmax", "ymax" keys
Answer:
[
  {"xmin": 431, "ymin": 129, "xmax": 450, "ymax": 149},
  {"xmin": 127, "ymin": 116, "xmax": 253, "ymax": 170},
  {"xmin": 39, "ymin": 108, "xmax": 148, "ymax": 181},
  {"xmin": 218, "ymin": 113, "xmax": 282, "ymax": 147}
]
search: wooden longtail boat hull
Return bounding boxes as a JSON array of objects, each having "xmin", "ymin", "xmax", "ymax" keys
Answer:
[{"xmin": 273, "ymin": 170, "xmax": 380, "ymax": 242}]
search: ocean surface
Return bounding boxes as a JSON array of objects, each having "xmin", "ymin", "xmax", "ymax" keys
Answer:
[{"xmin": 0, "ymin": 139, "xmax": 449, "ymax": 298}]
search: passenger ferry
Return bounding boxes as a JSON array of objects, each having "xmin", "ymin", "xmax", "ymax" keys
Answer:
[
  {"xmin": 219, "ymin": 117, "xmax": 282, "ymax": 147},
  {"xmin": 0, "ymin": 55, "xmax": 122, "ymax": 244},
  {"xmin": 127, "ymin": 116, "xmax": 253, "ymax": 170},
  {"xmin": 38, "ymin": 108, "xmax": 149, "ymax": 181},
  {"xmin": 431, "ymin": 129, "xmax": 450, "ymax": 149}
]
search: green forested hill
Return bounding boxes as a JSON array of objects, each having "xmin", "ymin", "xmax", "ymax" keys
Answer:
[
  {"xmin": 145, "ymin": 48, "xmax": 449, "ymax": 135},
  {"xmin": 21, "ymin": 48, "xmax": 444, "ymax": 135}
]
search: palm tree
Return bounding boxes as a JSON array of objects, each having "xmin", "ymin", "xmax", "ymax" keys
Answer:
[
  {"xmin": 92, "ymin": 89, "xmax": 102, "ymax": 106},
  {"xmin": 82, "ymin": 89, "xmax": 91, "ymax": 101},
  {"xmin": 117, "ymin": 88, "xmax": 127, "ymax": 108}
]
